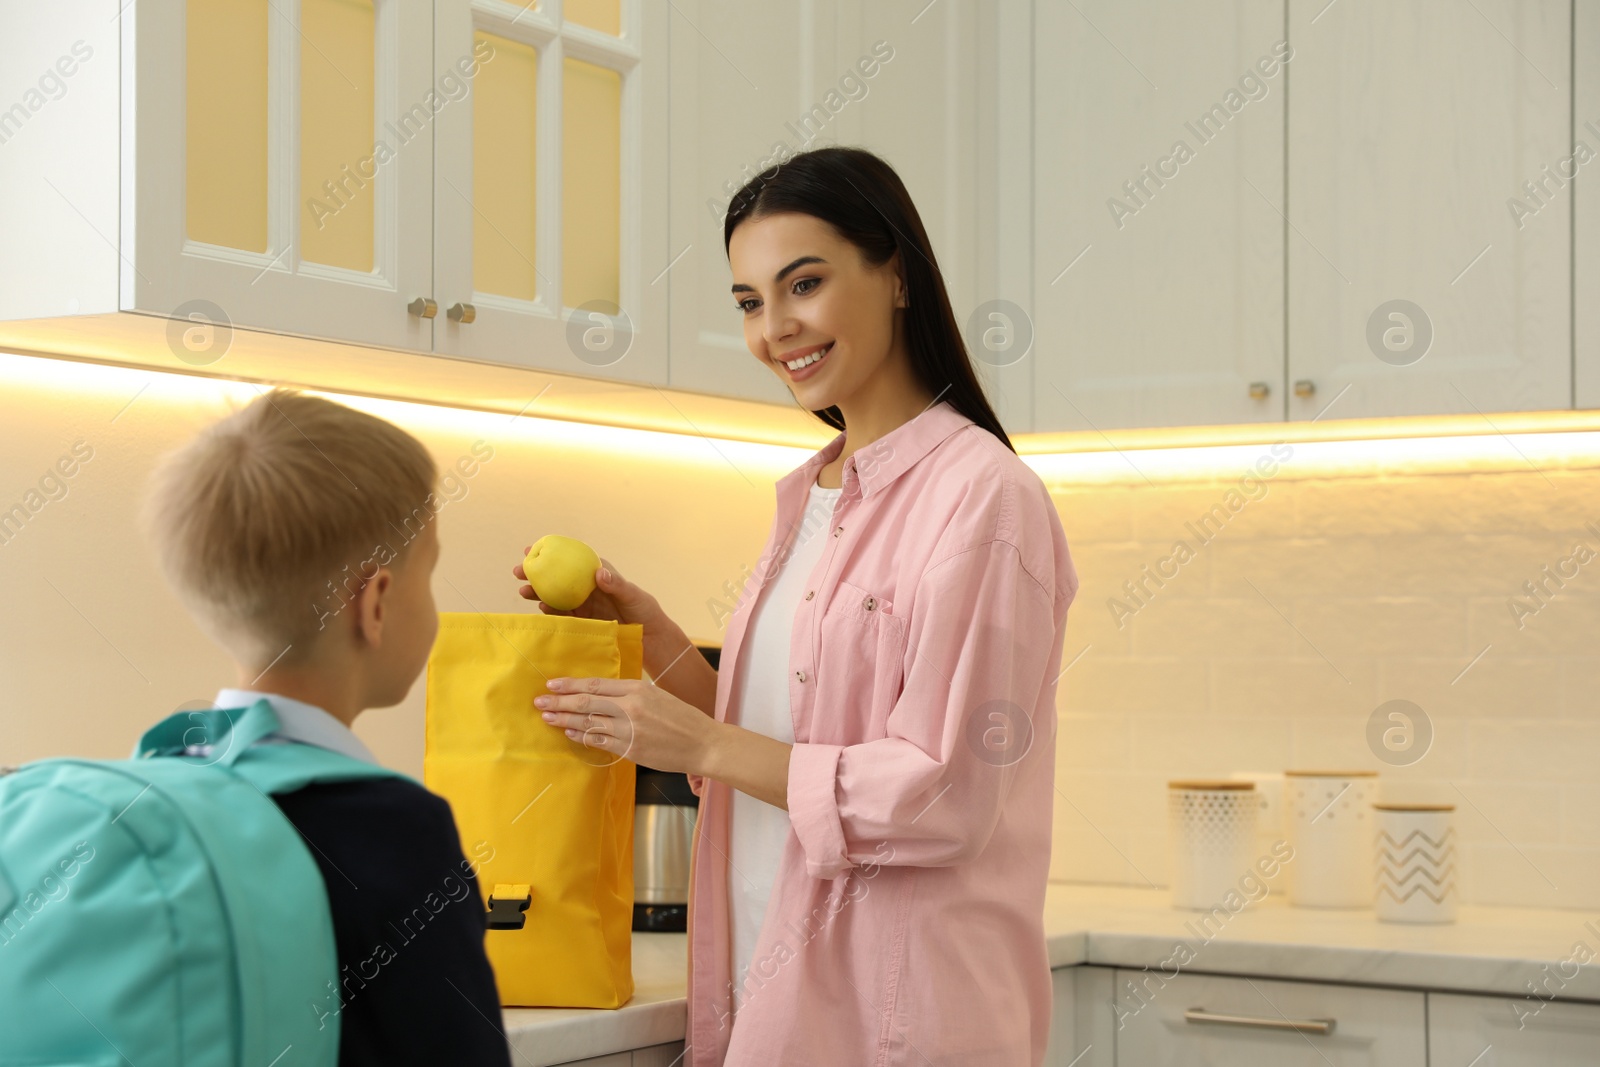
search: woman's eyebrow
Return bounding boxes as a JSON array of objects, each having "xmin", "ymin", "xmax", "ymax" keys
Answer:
[{"xmin": 731, "ymin": 255, "xmax": 829, "ymax": 294}]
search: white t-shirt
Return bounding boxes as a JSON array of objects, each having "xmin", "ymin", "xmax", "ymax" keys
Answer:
[{"xmin": 728, "ymin": 476, "xmax": 842, "ymax": 1015}]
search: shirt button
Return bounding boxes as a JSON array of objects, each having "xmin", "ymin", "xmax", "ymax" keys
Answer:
[
  {"xmin": 804, "ymin": 590, "xmax": 814, "ymax": 600},
  {"xmin": 833, "ymin": 526, "xmax": 843, "ymax": 537},
  {"xmin": 863, "ymin": 596, "xmax": 876, "ymax": 611},
  {"xmin": 795, "ymin": 670, "xmax": 806, "ymax": 682}
]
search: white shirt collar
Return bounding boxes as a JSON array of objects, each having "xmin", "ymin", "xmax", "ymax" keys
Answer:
[{"xmin": 212, "ymin": 688, "xmax": 380, "ymax": 766}]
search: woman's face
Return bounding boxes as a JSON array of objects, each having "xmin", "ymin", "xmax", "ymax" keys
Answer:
[{"xmin": 729, "ymin": 211, "xmax": 907, "ymax": 412}]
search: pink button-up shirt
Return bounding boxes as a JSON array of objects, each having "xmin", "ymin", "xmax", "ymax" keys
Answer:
[{"xmin": 684, "ymin": 400, "xmax": 1078, "ymax": 1066}]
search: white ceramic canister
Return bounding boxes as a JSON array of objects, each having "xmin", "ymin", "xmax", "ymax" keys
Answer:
[
  {"xmin": 1285, "ymin": 770, "xmax": 1379, "ymax": 908},
  {"xmin": 1167, "ymin": 780, "xmax": 1258, "ymax": 910},
  {"xmin": 1230, "ymin": 771, "xmax": 1287, "ymax": 888},
  {"xmin": 1373, "ymin": 803, "xmax": 1458, "ymax": 924}
]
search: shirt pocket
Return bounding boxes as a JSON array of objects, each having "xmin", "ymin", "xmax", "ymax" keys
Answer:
[{"xmin": 813, "ymin": 578, "xmax": 911, "ymax": 739}]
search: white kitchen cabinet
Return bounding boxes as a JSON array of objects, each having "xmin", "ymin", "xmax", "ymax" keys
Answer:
[
  {"xmin": 133, "ymin": 0, "xmax": 437, "ymax": 353},
  {"xmin": 664, "ymin": 0, "xmax": 840, "ymax": 407},
  {"xmin": 630, "ymin": 1042, "xmax": 686, "ymax": 1066},
  {"xmin": 830, "ymin": 0, "xmax": 1031, "ymax": 433},
  {"xmin": 1, "ymin": 0, "xmax": 436, "ymax": 351},
  {"xmin": 1574, "ymin": 0, "xmax": 1600, "ymax": 409},
  {"xmin": 552, "ymin": 1054, "xmax": 630, "ymax": 1067},
  {"xmin": 547, "ymin": 1044, "xmax": 681, "ymax": 1066},
  {"xmin": 433, "ymin": 0, "xmax": 669, "ymax": 385},
  {"xmin": 1113, "ymin": 969, "xmax": 1426, "ymax": 1065},
  {"xmin": 1046, "ymin": 965, "xmax": 1116, "ymax": 1067},
  {"xmin": 1032, "ymin": 0, "xmax": 1288, "ymax": 432},
  {"xmin": 1285, "ymin": 0, "xmax": 1572, "ymax": 422},
  {"xmin": 1, "ymin": 0, "xmax": 668, "ymax": 386},
  {"xmin": 663, "ymin": 1, "xmax": 1019, "ymax": 422},
  {"xmin": 1429, "ymin": 992, "xmax": 1600, "ymax": 1066}
]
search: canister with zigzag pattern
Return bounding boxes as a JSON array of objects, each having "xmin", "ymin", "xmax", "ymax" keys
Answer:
[{"xmin": 1373, "ymin": 803, "xmax": 1458, "ymax": 923}]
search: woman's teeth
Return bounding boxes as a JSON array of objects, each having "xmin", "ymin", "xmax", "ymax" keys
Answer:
[{"xmin": 785, "ymin": 344, "xmax": 832, "ymax": 371}]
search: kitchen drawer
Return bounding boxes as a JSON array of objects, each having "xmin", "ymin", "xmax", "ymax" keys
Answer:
[
  {"xmin": 1429, "ymin": 991, "xmax": 1600, "ymax": 1065},
  {"xmin": 631, "ymin": 1043, "xmax": 686, "ymax": 1066},
  {"xmin": 1113, "ymin": 969, "xmax": 1425, "ymax": 1066}
]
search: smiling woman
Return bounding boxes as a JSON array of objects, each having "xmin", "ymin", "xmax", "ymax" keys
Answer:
[{"xmin": 522, "ymin": 147, "xmax": 1079, "ymax": 1067}]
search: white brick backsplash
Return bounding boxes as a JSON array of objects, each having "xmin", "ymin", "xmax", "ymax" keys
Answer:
[
  {"xmin": 1055, "ymin": 715, "xmax": 1133, "ymax": 770},
  {"xmin": 1048, "ymin": 466, "xmax": 1600, "ymax": 906},
  {"xmin": 1130, "ymin": 598, "xmax": 1303, "ymax": 658},
  {"xmin": 1054, "ymin": 488, "xmax": 1136, "ymax": 543},
  {"xmin": 1060, "ymin": 657, "xmax": 1209, "ymax": 717},
  {"xmin": 1470, "ymin": 719, "xmax": 1600, "ymax": 781},
  {"xmin": 1210, "ymin": 537, "xmax": 1385, "ymax": 599},
  {"xmin": 1459, "ymin": 844, "xmax": 1600, "ymax": 910},
  {"xmin": 1292, "ymin": 598, "xmax": 1470, "ymax": 661},
  {"xmin": 1560, "ymin": 785, "xmax": 1600, "ymax": 846},
  {"xmin": 1210, "ymin": 659, "xmax": 1379, "ymax": 717},
  {"xmin": 1379, "ymin": 657, "xmax": 1561, "ymax": 718}
]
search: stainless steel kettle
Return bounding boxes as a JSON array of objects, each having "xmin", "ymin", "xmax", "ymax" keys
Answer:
[
  {"xmin": 632, "ymin": 645, "xmax": 712, "ymax": 933},
  {"xmin": 633, "ymin": 766, "xmax": 699, "ymax": 932}
]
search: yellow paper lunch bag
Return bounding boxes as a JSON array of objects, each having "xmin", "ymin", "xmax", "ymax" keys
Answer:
[{"xmin": 424, "ymin": 612, "xmax": 642, "ymax": 1008}]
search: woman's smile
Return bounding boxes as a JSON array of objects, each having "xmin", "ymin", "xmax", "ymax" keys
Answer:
[{"xmin": 778, "ymin": 341, "xmax": 833, "ymax": 381}]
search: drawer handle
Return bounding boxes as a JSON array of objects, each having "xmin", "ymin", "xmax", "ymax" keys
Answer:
[
  {"xmin": 1184, "ymin": 1008, "xmax": 1335, "ymax": 1035},
  {"xmin": 447, "ymin": 301, "xmax": 477, "ymax": 324}
]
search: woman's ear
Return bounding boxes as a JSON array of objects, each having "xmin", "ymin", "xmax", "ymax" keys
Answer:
[{"xmin": 890, "ymin": 250, "xmax": 909, "ymax": 308}]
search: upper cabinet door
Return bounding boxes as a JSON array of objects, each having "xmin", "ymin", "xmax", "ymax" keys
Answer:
[
  {"xmin": 433, "ymin": 0, "xmax": 668, "ymax": 386},
  {"xmin": 665, "ymin": 0, "xmax": 839, "ymax": 407},
  {"xmin": 1575, "ymin": 0, "xmax": 1600, "ymax": 408},
  {"xmin": 1286, "ymin": 0, "xmax": 1571, "ymax": 421},
  {"xmin": 829, "ymin": 1, "xmax": 1029, "ymax": 432},
  {"xmin": 129, "ymin": 0, "xmax": 435, "ymax": 352},
  {"xmin": 1033, "ymin": 0, "xmax": 1288, "ymax": 433}
]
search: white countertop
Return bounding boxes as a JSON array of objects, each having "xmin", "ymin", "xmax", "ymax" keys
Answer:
[
  {"xmin": 500, "ymin": 884, "xmax": 1600, "ymax": 1065},
  {"xmin": 1040, "ymin": 883, "xmax": 1600, "ymax": 1001}
]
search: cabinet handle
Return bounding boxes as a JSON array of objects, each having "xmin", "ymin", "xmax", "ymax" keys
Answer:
[
  {"xmin": 1293, "ymin": 379, "xmax": 1316, "ymax": 398},
  {"xmin": 447, "ymin": 302, "xmax": 477, "ymax": 324},
  {"xmin": 408, "ymin": 297, "xmax": 438, "ymax": 319},
  {"xmin": 1248, "ymin": 381, "xmax": 1270, "ymax": 399},
  {"xmin": 1184, "ymin": 1008, "xmax": 1334, "ymax": 1035}
]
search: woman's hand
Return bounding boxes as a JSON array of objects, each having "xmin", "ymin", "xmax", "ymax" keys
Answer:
[
  {"xmin": 535, "ymin": 676, "xmax": 718, "ymax": 775},
  {"xmin": 512, "ymin": 549, "xmax": 713, "ymax": 706},
  {"xmin": 513, "ymin": 548, "xmax": 660, "ymax": 626}
]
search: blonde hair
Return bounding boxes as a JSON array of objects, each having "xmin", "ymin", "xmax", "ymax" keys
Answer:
[{"xmin": 145, "ymin": 388, "xmax": 438, "ymax": 668}]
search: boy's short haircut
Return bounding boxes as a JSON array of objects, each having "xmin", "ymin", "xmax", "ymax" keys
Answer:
[{"xmin": 145, "ymin": 388, "xmax": 438, "ymax": 668}]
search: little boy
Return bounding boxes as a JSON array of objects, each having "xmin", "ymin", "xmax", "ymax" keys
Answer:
[{"xmin": 144, "ymin": 388, "xmax": 512, "ymax": 1066}]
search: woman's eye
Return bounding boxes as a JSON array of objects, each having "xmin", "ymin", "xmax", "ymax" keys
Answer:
[
  {"xmin": 794, "ymin": 277, "xmax": 820, "ymax": 296},
  {"xmin": 736, "ymin": 298, "xmax": 758, "ymax": 314}
]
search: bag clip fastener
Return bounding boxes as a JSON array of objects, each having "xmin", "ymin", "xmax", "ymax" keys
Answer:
[{"xmin": 487, "ymin": 883, "xmax": 532, "ymax": 930}]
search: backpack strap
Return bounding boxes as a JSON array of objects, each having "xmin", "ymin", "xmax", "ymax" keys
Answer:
[
  {"xmin": 135, "ymin": 698, "xmax": 413, "ymax": 795},
  {"xmin": 136, "ymin": 699, "xmax": 283, "ymax": 766}
]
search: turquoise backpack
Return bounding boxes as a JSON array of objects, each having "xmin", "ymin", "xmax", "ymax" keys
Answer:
[{"xmin": 0, "ymin": 700, "xmax": 403, "ymax": 1066}]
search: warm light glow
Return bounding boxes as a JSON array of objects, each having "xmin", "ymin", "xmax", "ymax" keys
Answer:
[
  {"xmin": 6, "ymin": 350, "xmax": 1600, "ymax": 484},
  {"xmin": 1023, "ymin": 429, "xmax": 1600, "ymax": 486},
  {"xmin": 0, "ymin": 351, "xmax": 812, "ymax": 477}
]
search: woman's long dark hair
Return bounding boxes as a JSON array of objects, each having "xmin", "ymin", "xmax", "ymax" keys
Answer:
[{"xmin": 723, "ymin": 146, "xmax": 1016, "ymax": 454}]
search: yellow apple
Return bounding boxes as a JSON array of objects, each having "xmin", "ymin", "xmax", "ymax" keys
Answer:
[{"xmin": 523, "ymin": 535, "xmax": 601, "ymax": 610}]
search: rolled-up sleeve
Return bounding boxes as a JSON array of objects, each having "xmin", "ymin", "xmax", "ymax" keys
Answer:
[{"xmin": 787, "ymin": 538, "xmax": 1061, "ymax": 880}]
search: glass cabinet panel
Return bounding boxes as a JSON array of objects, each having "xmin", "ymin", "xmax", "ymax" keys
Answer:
[
  {"xmin": 562, "ymin": 56, "xmax": 620, "ymax": 309},
  {"xmin": 299, "ymin": 0, "xmax": 376, "ymax": 273},
  {"xmin": 472, "ymin": 31, "xmax": 540, "ymax": 302},
  {"xmin": 186, "ymin": 0, "xmax": 268, "ymax": 252},
  {"xmin": 565, "ymin": 0, "xmax": 622, "ymax": 36}
]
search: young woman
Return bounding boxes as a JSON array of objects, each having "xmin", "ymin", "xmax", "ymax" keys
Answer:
[{"xmin": 519, "ymin": 146, "xmax": 1078, "ymax": 1065}]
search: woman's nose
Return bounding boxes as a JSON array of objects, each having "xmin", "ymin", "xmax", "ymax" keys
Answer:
[{"xmin": 762, "ymin": 308, "xmax": 798, "ymax": 347}]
